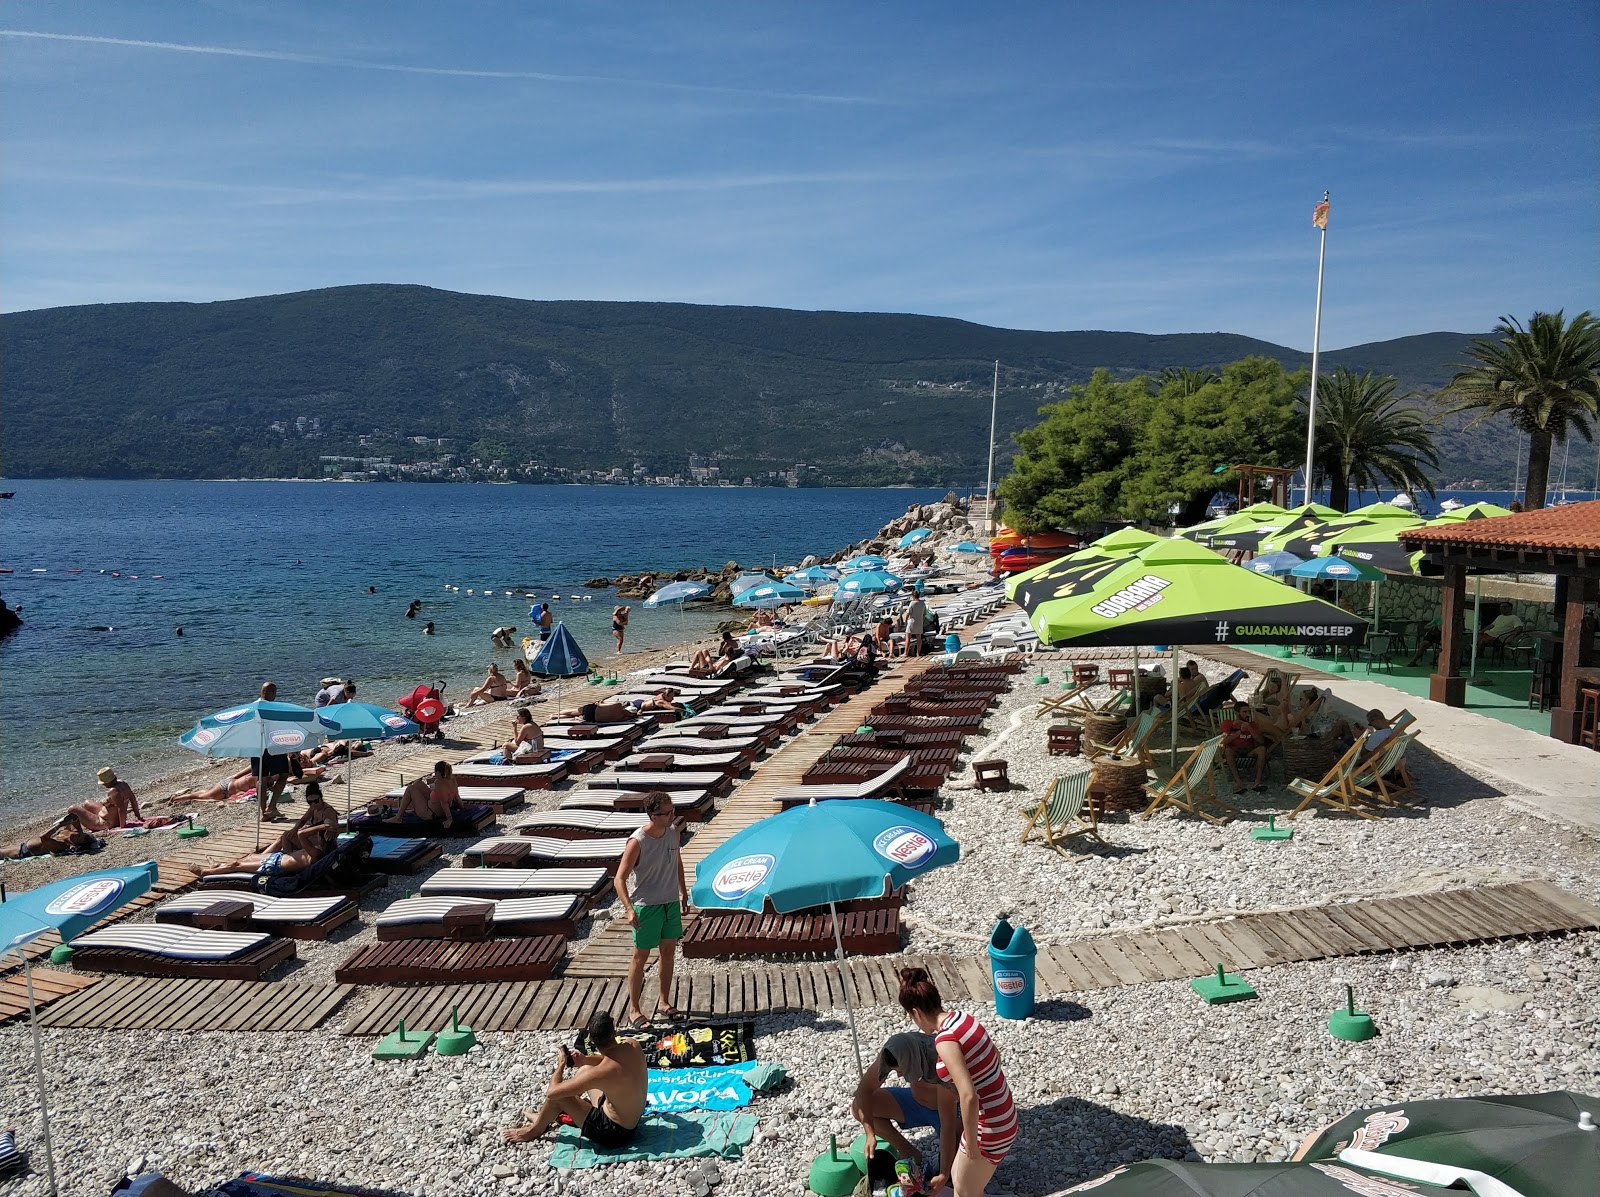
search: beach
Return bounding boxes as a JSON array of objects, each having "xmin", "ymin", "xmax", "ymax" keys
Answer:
[{"xmin": 3, "ymin": 519, "xmax": 1599, "ymax": 1197}]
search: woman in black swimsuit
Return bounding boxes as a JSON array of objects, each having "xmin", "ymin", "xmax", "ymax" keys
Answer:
[{"xmin": 611, "ymin": 605, "xmax": 630, "ymax": 653}]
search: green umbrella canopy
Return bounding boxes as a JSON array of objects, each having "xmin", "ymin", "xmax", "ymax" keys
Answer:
[
  {"xmin": 1346, "ymin": 501, "xmax": 1422, "ymax": 520},
  {"xmin": 1324, "ymin": 519, "xmax": 1428, "ymax": 576},
  {"xmin": 1434, "ymin": 501, "xmax": 1514, "ymax": 521},
  {"xmin": 1177, "ymin": 502, "xmax": 1289, "ymax": 542},
  {"xmin": 1300, "ymin": 1089, "xmax": 1600, "ymax": 1197},
  {"xmin": 1027, "ymin": 537, "xmax": 1369, "ymax": 648},
  {"xmin": 1266, "ymin": 516, "xmax": 1374, "ymax": 558},
  {"xmin": 1052, "ymin": 1157, "xmax": 1461, "ymax": 1195},
  {"xmin": 1008, "ymin": 529, "xmax": 1160, "ymax": 608}
]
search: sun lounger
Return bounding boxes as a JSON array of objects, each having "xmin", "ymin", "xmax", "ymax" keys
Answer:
[
  {"xmin": 365, "ymin": 835, "xmax": 444, "ymax": 874},
  {"xmin": 335, "ymin": 934, "xmax": 565, "ymax": 984},
  {"xmin": 544, "ymin": 718, "xmax": 654, "ymax": 749},
  {"xmin": 768, "ymin": 755, "xmax": 912, "ymax": 806},
  {"xmin": 669, "ymin": 720, "xmax": 783, "ymax": 747},
  {"xmin": 560, "ymin": 788, "xmax": 715, "ymax": 818},
  {"xmin": 420, "ymin": 866, "xmax": 612, "ymax": 902},
  {"xmin": 584, "ymin": 771, "xmax": 732, "ymax": 797},
  {"xmin": 633, "ymin": 735, "xmax": 762, "ymax": 761},
  {"xmin": 155, "ymin": 890, "xmax": 358, "ymax": 940},
  {"xmin": 346, "ymin": 803, "xmax": 496, "ymax": 839},
  {"xmin": 517, "ymin": 810, "xmax": 649, "ymax": 839},
  {"xmin": 462, "ymin": 834, "xmax": 631, "ymax": 870},
  {"xmin": 1141, "ymin": 736, "xmax": 1234, "ymax": 824},
  {"xmin": 682, "ymin": 901, "xmax": 902, "ymax": 958},
  {"xmin": 620, "ymin": 750, "xmax": 747, "ymax": 777},
  {"xmin": 1018, "ymin": 773, "xmax": 1102, "ymax": 858},
  {"xmin": 375, "ymin": 894, "xmax": 584, "ymax": 941},
  {"xmin": 69, "ymin": 925, "xmax": 295, "ymax": 980},
  {"xmin": 542, "ymin": 735, "xmax": 629, "ymax": 759},
  {"xmin": 383, "ymin": 785, "xmax": 527, "ymax": 815},
  {"xmin": 452, "ymin": 761, "xmax": 569, "ymax": 790}
]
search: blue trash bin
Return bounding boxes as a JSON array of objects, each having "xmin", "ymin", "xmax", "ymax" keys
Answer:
[
  {"xmin": 988, "ymin": 917, "xmax": 1036, "ymax": 1019},
  {"xmin": 944, "ymin": 632, "xmax": 962, "ymax": 655}
]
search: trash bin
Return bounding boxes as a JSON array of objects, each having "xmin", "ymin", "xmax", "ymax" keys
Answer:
[
  {"xmin": 944, "ymin": 632, "xmax": 962, "ymax": 655},
  {"xmin": 988, "ymin": 916, "xmax": 1036, "ymax": 1019}
]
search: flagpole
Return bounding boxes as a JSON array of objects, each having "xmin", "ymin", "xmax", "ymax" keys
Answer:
[
  {"xmin": 984, "ymin": 359, "xmax": 999, "ymax": 535},
  {"xmin": 1301, "ymin": 191, "xmax": 1330, "ymax": 507}
]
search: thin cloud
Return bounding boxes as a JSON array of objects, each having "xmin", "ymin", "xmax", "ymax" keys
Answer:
[{"xmin": 0, "ymin": 29, "xmax": 883, "ymax": 105}]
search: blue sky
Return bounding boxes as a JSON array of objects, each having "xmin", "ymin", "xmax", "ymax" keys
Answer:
[{"xmin": 2, "ymin": 2, "xmax": 1596, "ymax": 347}]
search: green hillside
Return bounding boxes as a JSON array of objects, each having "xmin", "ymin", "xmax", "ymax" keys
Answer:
[{"xmin": 0, "ymin": 285, "xmax": 1498, "ymax": 484}]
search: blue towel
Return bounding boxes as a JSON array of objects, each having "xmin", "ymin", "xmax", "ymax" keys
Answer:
[
  {"xmin": 547, "ymin": 1109, "xmax": 758, "ymax": 1169},
  {"xmin": 646, "ymin": 1062, "xmax": 755, "ymax": 1113}
]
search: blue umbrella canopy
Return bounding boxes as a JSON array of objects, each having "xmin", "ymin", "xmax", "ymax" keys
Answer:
[
  {"xmin": 949, "ymin": 541, "xmax": 985, "ymax": 554},
  {"xmin": 2, "ymin": 863, "xmax": 158, "ymax": 955},
  {"xmin": 528, "ymin": 622, "xmax": 589, "ymax": 677},
  {"xmin": 178, "ymin": 700, "xmax": 335, "ymax": 758},
  {"xmin": 692, "ymin": 799, "xmax": 959, "ymax": 914},
  {"xmin": 837, "ymin": 569, "xmax": 903, "ymax": 595},
  {"xmin": 897, "ymin": 528, "xmax": 933, "ymax": 548},
  {"xmin": 313, "ymin": 702, "xmax": 418, "ymax": 740},
  {"xmin": 644, "ymin": 580, "xmax": 711, "ymax": 607},
  {"xmin": 1243, "ymin": 550, "xmax": 1308, "ymax": 576},
  {"xmin": 729, "ymin": 571, "xmax": 778, "ymax": 598},
  {"xmin": 784, "ymin": 564, "xmax": 840, "ymax": 589},
  {"xmin": 841, "ymin": 554, "xmax": 889, "ymax": 570},
  {"xmin": 1289, "ymin": 556, "xmax": 1384, "ymax": 582},
  {"xmin": 734, "ymin": 581, "xmax": 807, "ymax": 608}
]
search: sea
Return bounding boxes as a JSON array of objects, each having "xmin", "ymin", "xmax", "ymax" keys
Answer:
[{"xmin": 0, "ymin": 481, "xmax": 948, "ymax": 821}]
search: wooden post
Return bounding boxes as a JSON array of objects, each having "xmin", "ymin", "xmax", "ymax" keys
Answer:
[
  {"xmin": 1430, "ymin": 563, "xmax": 1467, "ymax": 706},
  {"xmin": 1550, "ymin": 575, "xmax": 1598, "ymax": 742}
]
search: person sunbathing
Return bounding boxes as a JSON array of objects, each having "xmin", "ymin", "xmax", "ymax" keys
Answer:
[
  {"xmin": 1, "ymin": 813, "xmax": 101, "ymax": 859},
  {"xmin": 503, "ymin": 708, "xmax": 547, "ymax": 763},
  {"xmin": 510, "ymin": 659, "xmax": 542, "ymax": 697},
  {"xmin": 560, "ymin": 700, "xmax": 639, "ymax": 724},
  {"xmin": 635, "ymin": 688, "xmax": 681, "ymax": 713},
  {"xmin": 191, "ymin": 839, "xmax": 320, "ymax": 880},
  {"xmin": 1284, "ymin": 687, "xmax": 1331, "ymax": 737},
  {"xmin": 468, "ymin": 663, "xmax": 511, "ymax": 705},
  {"xmin": 304, "ymin": 740, "xmax": 370, "ymax": 767},
  {"xmin": 71, "ymin": 767, "xmax": 143, "ymax": 831},
  {"xmin": 385, "ymin": 760, "xmax": 461, "ymax": 828},
  {"xmin": 503, "ymin": 1011, "xmax": 646, "ymax": 1148},
  {"xmin": 165, "ymin": 769, "xmax": 260, "ymax": 806}
]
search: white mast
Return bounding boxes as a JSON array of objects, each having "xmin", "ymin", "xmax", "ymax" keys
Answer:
[
  {"xmin": 1302, "ymin": 191, "xmax": 1330, "ymax": 506},
  {"xmin": 984, "ymin": 359, "xmax": 999, "ymax": 533}
]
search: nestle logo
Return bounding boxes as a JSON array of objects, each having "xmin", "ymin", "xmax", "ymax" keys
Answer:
[
  {"xmin": 872, "ymin": 827, "xmax": 935, "ymax": 869},
  {"xmin": 711, "ymin": 853, "xmax": 774, "ymax": 901},
  {"xmin": 44, "ymin": 877, "xmax": 125, "ymax": 917}
]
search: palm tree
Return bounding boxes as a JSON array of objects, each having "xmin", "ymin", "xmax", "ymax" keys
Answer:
[
  {"xmin": 1159, "ymin": 366, "xmax": 1220, "ymax": 397},
  {"xmin": 1438, "ymin": 310, "xmax": 1600, "ymax": 508},
  {"xmin": 1307, "ymin": 368, "xmax": 1439, "ymax": 512}
]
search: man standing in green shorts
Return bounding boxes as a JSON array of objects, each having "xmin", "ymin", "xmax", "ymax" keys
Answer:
[{"xmin": 615, "ymin": 790, "xmax": 690, "ymax": 1028}]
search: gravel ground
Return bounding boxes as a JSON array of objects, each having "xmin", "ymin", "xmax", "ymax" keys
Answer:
[{"xmin": 4, "ymin": 643, "xmax": 1599, "ymax": 1196}]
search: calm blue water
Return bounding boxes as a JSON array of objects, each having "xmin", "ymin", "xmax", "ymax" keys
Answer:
[{"xmin": 0, "ymin": 481, "xmax": 944, "ymax": 817}]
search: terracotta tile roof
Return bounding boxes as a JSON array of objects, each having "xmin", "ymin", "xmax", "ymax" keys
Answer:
[{"xmin": 1398, "ymin": 500, "xmax": 1600, "ymax": 551}]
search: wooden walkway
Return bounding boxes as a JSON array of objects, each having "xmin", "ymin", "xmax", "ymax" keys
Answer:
[
  {"xmin": 1, "ymin": 862, "xmax": 197, "ymax": 973},
  {"xmin": 0, "ymin": 967, "xmax": 100, "ymax": 1026},
  {"xmin": 35, "ymin": 975, "xmax": 352, "ymax": 1031},
  {"xmin": 338, "ymin": 879, "xmax": 1599, "ymax": 1034},
  {"xmin": 561, "ymin": 657, "xmax": 947, "ymax": 979}
]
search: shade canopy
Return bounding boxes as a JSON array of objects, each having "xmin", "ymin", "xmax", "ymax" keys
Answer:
[
  {"xmin": 897, "ymin": 528, "xmax": 933, "ymax": 548},
  {"xmin": 178, "ymin": 700, "xmax": 335, "ymax": 759},
  {"xmin": 1289, "ymin": 556, "xmax": 1384, "ymax": 582},
  {"xmin": 837, "ymin": 569, "xmax": 902, "ymax": 595},
  {"xmin": 644, "ymin": 580, "xmax": 711, "ymax": 607},
  {"xmin": 729, "ymin": 571, "xmax": 778, "ymax": 598},
  {"xmin": 1242, "ymin": 550, "xmax": 1307, "ymax": 577},
  {"xmin": 1323, "ymin": 518, "xmax": 1429, "ymax": 575},
  {"xmin": 312, "ymin": 702, "xmax": 418, "ymax": 740},
  {"xmin": 1027, "ymin": 537, "xmax": 1368, "ymax": 649},
  {"xmin": 949, "ymin": 540, "xmax": 986, "ymax": 554},
  {"xmin": 734, "ymin": 581, "xmax": 807, "ymax": 608},
  {"xmin": 1007, "ymin": 530, "xmax": 1161, "ymax": 610},
  {"xmin": 785, "ymin": 564, "xmax": 840, "ymax": 588},
  {"xmin": 840, "ymin": 554, "xmax": 890, "ymax": 570},
  {"xmin": 527, "ymin": 622, "xmax": 589, "ymax": 677},
  {"xmin": 1, "ymin": 863, "xmax": 159, "ymax": 955},
  {"xmin": 1434, "ymin": 501, "xmax": 1514, "ymax": 521}
]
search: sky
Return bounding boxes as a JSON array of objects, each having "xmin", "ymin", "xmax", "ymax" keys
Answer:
[{"xmin": 2, "ymin": 2, "xmax": 1597, "ymax": 348}]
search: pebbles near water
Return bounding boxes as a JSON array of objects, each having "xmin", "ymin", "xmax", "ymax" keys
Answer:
[{"xmin": 3, "ymin": 641, "xmax": 1599, "ymax": 1196}]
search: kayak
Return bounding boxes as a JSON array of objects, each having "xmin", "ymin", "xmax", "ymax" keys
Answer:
[
  {"xmin": 992, "ymin": 548, "xmax": 1068, "ymax": 573},
  {"xmin": 989, "ymin": 527, "xmax": 1080, "ymax": 552}
]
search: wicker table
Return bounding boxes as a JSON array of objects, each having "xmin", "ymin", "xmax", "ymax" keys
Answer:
[
  {"xmin": 1089, "ymin": 755, "xmax": 1149, "ymax": 812},
  {"xmin": 1282, "ymin": 735, "xmax": 1340, "ymax": 783}
]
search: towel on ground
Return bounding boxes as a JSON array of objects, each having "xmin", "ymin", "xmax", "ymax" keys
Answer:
[
  {"xmin": 547, "ymin": 1109, "xmax": 758, "ymax": 1169},
  {"xmin": 576, "ymin": 1020, "xmax": 757, "ymax": 1069},
  {"xmin": 647, "ymin": 1062, "xmax": 755, "ymax": 1113}
]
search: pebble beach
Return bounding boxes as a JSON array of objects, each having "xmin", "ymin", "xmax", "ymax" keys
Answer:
[{"xmin": 3, "ymin": 525, "xmax": 1599, "ymax": 1197}]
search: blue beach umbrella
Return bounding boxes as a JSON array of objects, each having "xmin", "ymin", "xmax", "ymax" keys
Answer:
[
  {"xmin": 2, "ymin": 863, "xmax": 158, "ymax": 1195},
  {"xmin": 837, "ymin": 569, "xmax": 903, "ymax": 596},
  {"xmin": 784, "ymin": 564, "xmax": 840, "ymax": 590},
  {"xmin": 1243, "ymin": 550, "xmax": 1308, "ymax": 577},
  {"xmin": 1289, "ymin": 556, "xmax": 1383, "ymax": 582},
  {"xmin": 734, "ymin": 580, "xmax": 807, "ymax": 609},
  {"xmin": 841, "ymin": 554, "xmax": 889, "ymax": 570},
  {"xmin": 180, "ymin": 700, "xmax": 336, "ymax": 849},
  {"xmin": 897, "ymin": 527, "xmax": 933, "ymax": 548},
  {"xmin": 644, "ymin": 580, "xmax": 711, "ymax": 608},
  {"xmin": 691, "ymin": 799, "xmax": 959, "ymax": 1070},
  {"xmin": 949, "ymin": 540, "xmax": 985, "ymax": 554},
  {"xmin": 729, "ymin": 571, "xmax": 777, "ymax": 599},
  {"xmin": 528, "ymin": 621, "xmax": 590, "ymax": 709},
  {"xmin": 313, "ymin": 702, "xmax": 420, "ymax": 812}
]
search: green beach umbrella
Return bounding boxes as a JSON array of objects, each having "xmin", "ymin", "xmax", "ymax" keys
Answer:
[
  {"xmin": 1027, "ymin": 537, "xmax": 1369, "ymax": 650},
  {"xmin": 1433, "ymin": 501, "xmax": 1514, "ymax": 521},
  {"xmin": 1300, "ymin": 1089, "xmax": 1599, "ymax": 1197},
  {"xmin": 1325, "ymin": 519, "xmax": 1428, "ymax": 576},
  {"xmin": 1006, "ymin": 528, "xmax": 1160, "ymax": 606},
  {"xmin": 1177, "ymin": 501, "xmax": 1287, "ymax": 542}
]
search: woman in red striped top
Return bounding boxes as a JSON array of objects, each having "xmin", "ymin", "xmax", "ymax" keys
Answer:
[{"xmin": 897, "ymin": 967, "xmax": 1017, "ymax": 1196}]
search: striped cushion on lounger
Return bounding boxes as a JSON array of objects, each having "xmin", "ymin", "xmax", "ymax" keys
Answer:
[
  {"xmin": 156, "ymin": 890, "xmax": 347, "ymax": 924},
  {"xmin": 73, "ymin": 925, "xmax": 275, "ymax": 961},
  {"xmin": 420, "ymin": 867, "xmax": 609, "ymax": 897}
]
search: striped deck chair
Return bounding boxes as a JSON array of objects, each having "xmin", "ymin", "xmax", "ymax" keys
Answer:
[
  {"xmin": 1349, "ymin": 731, "xmax": 1419, "ymax": 810},
  {"xmin": 1034, "ymin": 681, "xmax": 1094, "ymax": 720},
  {"xmin": 1018, "ymin": 772, "xmax": 1101, "ymax": 857},
  {"xmin": 1140, "ymin": 736, "xmax": 1234, "ymax": 824},
  {"xmin": 1286, "ymin": 737, "xmax": 1370, "ymax": 820},
  {"xmin": 1086, "ymin": 708, "xmax": 1165, "ymax": 766}
]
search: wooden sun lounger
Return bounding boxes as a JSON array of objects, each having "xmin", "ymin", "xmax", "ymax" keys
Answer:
[
  {"xmin": 584, "ymin": 771, "xmax": 732, "ymax": 797},
  {"xmin": 462, "ymin": 834, "xmax": 631, "ymax": 870},
  {"xmin": 544, "ymin": 718, "xmax": 654, "ymax": 749},
  {"xmin": 154, "ymin": 890, "xmax": 358, "ymax": 941},
  {"xmin": 346, "ymin": 804, "xmax": 496, "ymax": 839},
  {"xmin": 668, "ymin": 720, "xmax": 783, "ymax": 748},
  {"xmin": 193, "ymin": 870, "xmax": 383, "ymax": 900},
  {"xmin": 70, "ymin": 925, "xmax": 296, "ymax": 980},
  {"xmin": 452, "ymin": 761, "xmax": 569, "ymax": 790},
  {"xmin": 561, "ymin": 789, "xmax": 715, "ymax": 819},
  {"xmin": 366, "ymin": 836, "xmax": 445, "ymax": 875},
  {"xmin": 517, "ymin": 810, "xmax": 649, "ymax": 839},
  {"xmin": 542, "ymin": 735, "xmax": 629, "ymax": 760},
  {"xmin": 620, "ymin": 750, "xmax": 747, "ymax": 777},
  {"xmin": 682, "ymin": 903, "xmax": 902, "ymax": 958},
  {"xmin": 383, "ymin": 785, "xmax": 526, "ymax": 816},
  {"xmin": 335, "ymin": 934, "xmax": 565, "ymax": 985},
  {"xmin": 420, "ymin": 866, "xmax": 612, "ymax": 903},
  {"xmin": 634, "ymin": 735, "xmax": 762, "ymax": 761},
  {"xmin": 768, "ymin": 755, "xmax": 913, "ymax": 806},
  {"xmin": 376, "ymin": 895, "xmax": 584, "ymax": 941}
]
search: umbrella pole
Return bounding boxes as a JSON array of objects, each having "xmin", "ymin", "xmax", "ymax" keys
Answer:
[
  {"xmin": 254, "ymin": 757, "xmax": 264, "ymax": 852},
  {"xmin": 1170, "ymin": 646, "xmax": 1180, "ymax": 767},
  {"xmin": 1467, "ymin": 576, "xmax": 1484, "ymax": 683},
  {"xmin": 22, "ymin": 954, "xmax": 59, "ymax": 1195},
  {"xmin": 829, "ymin": 900, "xmax": 866, "ymax": 1075}
]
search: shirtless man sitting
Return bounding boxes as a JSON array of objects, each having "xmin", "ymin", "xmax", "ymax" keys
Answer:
[
  {"xmin": 191, "ymin": 784, "xmax": 342, "ymax": 879},
  {"xmin": 384, "ymin": 760, "xmax": 461, "ymax": 828},
  {"xmin": 2, "ymin": 813, "xmax": 100, "ymax": 859},
  {"xmin": 70, "ymin": 768, "xmax": 143, "ymax": 831},
  {"xmin": 503, "ymin": 1011, "xmax": 647, "ymax": 1148}
]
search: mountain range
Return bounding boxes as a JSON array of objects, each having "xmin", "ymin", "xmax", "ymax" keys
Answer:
[{"xmin": 0, "ymin": 285, "xmax": 1505, "ymax": 486}]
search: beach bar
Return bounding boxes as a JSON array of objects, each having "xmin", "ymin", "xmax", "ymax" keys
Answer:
[{"xmin": 1399, "ymin": 501, "xmax": 1600, "ymax": 744}]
